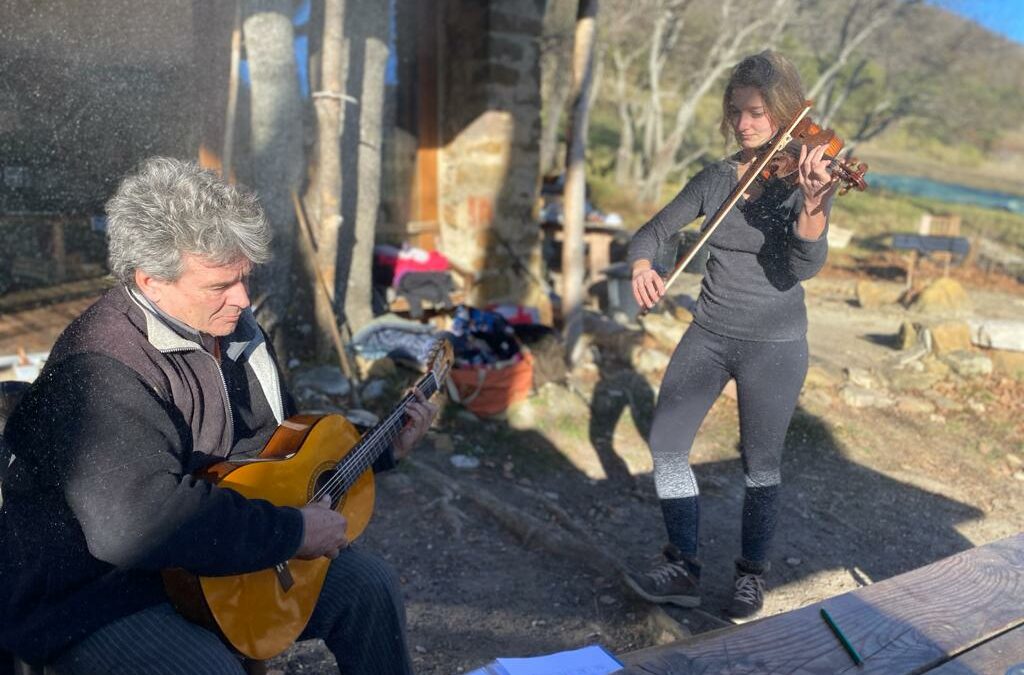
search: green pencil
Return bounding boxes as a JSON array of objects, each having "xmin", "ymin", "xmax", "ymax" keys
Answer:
[{"xmin": 820, "ymin": 607, "xmax": 864, "ymax": 666}]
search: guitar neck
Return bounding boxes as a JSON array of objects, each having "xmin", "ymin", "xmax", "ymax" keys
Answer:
[{"xmin": 315, "ymin": 373, "xmax": 439, "ymax": 502}]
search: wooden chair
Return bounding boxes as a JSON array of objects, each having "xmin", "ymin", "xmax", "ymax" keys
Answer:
[
  {"xmin": 903, "ymin": 213, "xmax": 963, "ymax": 289},
  {"xmin": 918, "ymin": 213, "xmax": 962, "ymax": 276}
]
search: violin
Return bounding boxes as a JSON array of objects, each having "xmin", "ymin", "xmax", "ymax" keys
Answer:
[{"xmin": 754, "ymin": 116, "xmax": 869, "ymax": 195}]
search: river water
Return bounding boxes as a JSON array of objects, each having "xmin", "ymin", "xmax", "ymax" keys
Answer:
[{"xmin": 867, "ymin": 173, "xmax": 1024, "ymax": 214}]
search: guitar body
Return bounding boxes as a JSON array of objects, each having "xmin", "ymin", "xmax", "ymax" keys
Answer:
[{"xmin": 164, "ymin": 413, "xmax": 374, "ymax": 660}]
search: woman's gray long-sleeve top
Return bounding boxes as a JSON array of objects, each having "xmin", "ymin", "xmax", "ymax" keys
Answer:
[{"xmin": 628, "ymin": 159, "xmax": 830, "ymax": 342}]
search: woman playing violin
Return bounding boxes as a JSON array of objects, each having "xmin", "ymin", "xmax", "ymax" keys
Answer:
[{"xmin": 625, "ymin": 50, "xmax": 840, "ymax": 622}]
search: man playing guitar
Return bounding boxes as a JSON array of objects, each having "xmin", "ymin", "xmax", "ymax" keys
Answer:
[{"xmin": 0, "ymin": 157, "xmax": 438, "ymax": 674}]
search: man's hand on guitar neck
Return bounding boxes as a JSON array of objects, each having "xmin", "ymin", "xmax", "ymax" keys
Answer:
[
  {"xmin": 296, "ymin": 496, "xmax": 349, "ymax": 560},
  {"xmin": 393, "ymin": 388, "xmax": 439, "ymax": 460}
]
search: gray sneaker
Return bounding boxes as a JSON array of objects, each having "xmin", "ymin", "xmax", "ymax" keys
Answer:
[{"xmin": 624, "ymin": 545, "xmax": 701, "ymax": 608}]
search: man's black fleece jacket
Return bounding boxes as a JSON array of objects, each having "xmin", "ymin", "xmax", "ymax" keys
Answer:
[{"xmin": 0, "ymin": 290, "xmax": 307, "ymax": 664}]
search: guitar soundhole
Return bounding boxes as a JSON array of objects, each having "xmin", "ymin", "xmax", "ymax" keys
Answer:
[{"xmin": 310, "ymin": 462, "xmax": 344, "ymax": 507}]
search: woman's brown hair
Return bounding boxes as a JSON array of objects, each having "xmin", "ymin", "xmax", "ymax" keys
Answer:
[{"xmin": 719, "ymin": 50, "xmax": 805, "ymax": 144}]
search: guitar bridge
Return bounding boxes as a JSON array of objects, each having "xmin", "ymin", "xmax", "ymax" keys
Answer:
[{"xmin": 274, "ymin": 562, "xmax": 295, "ymax": 592}]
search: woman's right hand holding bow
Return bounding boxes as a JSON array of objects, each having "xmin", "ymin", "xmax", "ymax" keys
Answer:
[{"xmin": 631, "ymin": 260, "xmax": 665, "ymax": 310}]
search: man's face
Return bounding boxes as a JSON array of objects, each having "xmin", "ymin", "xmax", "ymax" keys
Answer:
[{"xmin": 138, "ymin": 254, "xmax": 253, "ymax": 337}]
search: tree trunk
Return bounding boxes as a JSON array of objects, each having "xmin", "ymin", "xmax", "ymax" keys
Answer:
[
  {"xmin": 338, "ymin": 0, "xmax": 388, "ymax": 332},
  {"xmin": 612, "ymin": 50, "xmax": 637, "ymax": 187},
  {"xmin": 539, "ymin": 0, "xmax": 578, "ymax": 177},
  {"xmin": 243, "ymin": 0, "xmax": 304, "ymax": 355},
  {"xmin": 310, "ymin": 0, "xmax": 348, "ymax": 359},
  {"xmin": 562, "ymin": 0, "xmax": 598, "ymax": 367}
]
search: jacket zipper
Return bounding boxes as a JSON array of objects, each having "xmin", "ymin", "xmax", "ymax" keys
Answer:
[{"xmin": 162, "ymin": 346, "xmax": 234, "ymax": 456}]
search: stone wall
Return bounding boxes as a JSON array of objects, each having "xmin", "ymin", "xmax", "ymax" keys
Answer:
[{"xmin": 439, "ymin": 0, "xmax": 548, "ymax": 312}]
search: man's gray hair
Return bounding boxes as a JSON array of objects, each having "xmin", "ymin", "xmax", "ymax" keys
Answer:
[{"xmin": 106, "ymin": 157, "xmax": 271, "ymax": 285}]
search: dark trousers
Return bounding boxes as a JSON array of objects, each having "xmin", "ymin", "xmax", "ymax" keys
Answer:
[
  {"xmin": 649, "ymin": 322, "xmax": 808, "ymax": 564},
  {"xmin": 49, "ymin": 547, "xmax": 412, "ymax": 675}
]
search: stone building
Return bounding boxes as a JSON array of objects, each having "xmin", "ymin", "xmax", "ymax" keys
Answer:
[{"xmin": 0, "ymin": 0, "xmax": 551, "ymax": 313}]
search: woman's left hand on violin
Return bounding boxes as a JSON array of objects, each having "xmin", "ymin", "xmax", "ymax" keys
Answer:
[{"xmin": 797, "ymin": 142, "xmax": 839, "ymax": 211}]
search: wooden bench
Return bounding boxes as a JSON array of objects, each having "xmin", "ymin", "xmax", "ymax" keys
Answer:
[{"xmin": 618, "ymin": 533, "xmax": 1024, "ymax": 673}]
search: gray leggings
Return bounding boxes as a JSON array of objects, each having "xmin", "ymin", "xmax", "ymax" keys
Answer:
[
  {"xmin": 50, "ymin": 546, "xmax": 412, "ymax": 675},
  {"xmin": 649, "ymin": 322, "xmax": 808, "ymax": 565}
]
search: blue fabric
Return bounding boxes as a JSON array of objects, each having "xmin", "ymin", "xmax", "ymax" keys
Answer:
[{"xmin": 449, "ymin": 305, "xmax": 522, "ymax": 366}]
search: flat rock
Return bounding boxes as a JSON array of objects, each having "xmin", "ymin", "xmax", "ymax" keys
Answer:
[
  {"xmin": 896, "ymin": 396, "xmax": 936, "ymax": 415},
  {"xmin": 942, "ymin": 350, "xmax": 993, "ymax": 377},
  {"xmin": 840, "ymin": 385, "xmax": 893, "ymax": 408},
  {"xmin": 856, "ymin": 280, "xmax": 903, "ymax": 309},
  {"xmin": 888, "ymin": 370, "xmax": 944, "ymax": 391},
  {"xmin": 924, "ymin": 391, "xmax": 963, "ymax": 412},
  {"xmin": 293, "ymin": 365, "xmax": 351, "ymax": 397},
  {"xmin": 844, "ymin": 366, "xmax": 886, "ymax": 389},
  {"xmin": 969, "ymin": 319, "xmax": 1024, "ymax": 352},
  {"xmin": 929, "ymin": 321, "xmax": 972, "ymax": 355},
  {"xmin": 910, "ymin": 277, "xmax": 972, "ymax": 315}
]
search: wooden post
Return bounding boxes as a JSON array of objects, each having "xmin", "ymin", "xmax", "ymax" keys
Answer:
[
  {"xmin": 562, "ymin": 0, "xmax": 598, "ymax": 366},
  {"xmin": 311, "ymin": 0, "xmax": 347, "ymax": 358},
  {"xmin": 222, "ymin": 0, "xmax": 242, "ymax": 182},
  {"xmin": 412, "ymin": 0, "xmax": 440, "ymax": 251},
  {"xmin": 192, "ymin": 1, "xmax": 235, "ymax": 174}
]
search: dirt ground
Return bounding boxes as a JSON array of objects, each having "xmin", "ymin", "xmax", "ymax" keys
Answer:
[{"xmin": 2, "ymin": 258, "xmax": 1023, "ymax": 674}]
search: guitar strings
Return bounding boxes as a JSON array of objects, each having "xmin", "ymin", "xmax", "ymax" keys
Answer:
[
  {"xmin": 310, "ymin": 374, "xmax": 439, "ymax": 505},
  {"xmin": 316, "ymin": 377, "xmax": 433, "ymax": 500}
]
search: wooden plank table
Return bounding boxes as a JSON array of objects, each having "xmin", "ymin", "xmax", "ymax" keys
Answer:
[
  {"xmin": 541, "ymin": 220, "xmax": 627, "ymax": 283},
  {"xmin": 617, "ymin": 534, "xmax": 1024, "ymax": 674}
]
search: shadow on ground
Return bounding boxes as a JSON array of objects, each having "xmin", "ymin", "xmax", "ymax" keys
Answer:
[{"xmin": 278, "ymin": 336, "xmax": 984, "ymax": 673}]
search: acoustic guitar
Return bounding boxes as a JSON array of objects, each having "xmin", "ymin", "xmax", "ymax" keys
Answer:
[{"xmin": 164, "ymin": 340, "xmax": 452, "ymax": 660}]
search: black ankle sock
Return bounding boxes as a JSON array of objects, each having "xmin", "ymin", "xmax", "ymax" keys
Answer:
[
  {"xmin": 740, "ymin": 484, "xmax": 780, "ymax": 563},
  {"xmin": 660, "ymin": 496, "xmax": 700, "ymax": 576}
]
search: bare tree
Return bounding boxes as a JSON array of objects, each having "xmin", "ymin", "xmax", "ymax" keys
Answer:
[
  {"xmin": 243, "ymin": 0, "xmax": 304, "ymax": 354},
  {"xmin": 842, "ymin": 19, "xmax": 986, "ymax": 154},
  {"xmin": 636, "ymin": 0, "xmax": 796, "ymax": 203},
  {"xmin": 801, "ymin": 0, "xmax": 921, "ymax": 128},
  {"xmin": 600, "ymin": 0, "xmax": 796, "ymax": 203}
]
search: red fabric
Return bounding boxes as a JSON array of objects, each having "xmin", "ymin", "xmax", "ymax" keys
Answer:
[
  {"xmin": 485, "ymin": 303, "xmax": 540, "ymax": 326},
  {"xmin": 393, "ymin": 248, "xmax": 450, "ymax": 286}
]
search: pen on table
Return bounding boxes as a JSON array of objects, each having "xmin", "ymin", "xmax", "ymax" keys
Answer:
[{"xmin": 820, "ymin": 607, "xmax": 864, "ymax": 666}]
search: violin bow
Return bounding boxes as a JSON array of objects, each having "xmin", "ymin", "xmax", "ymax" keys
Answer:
[{"xmin": 641, "ymin": 101, "xmax": 814, "ymax": 316}]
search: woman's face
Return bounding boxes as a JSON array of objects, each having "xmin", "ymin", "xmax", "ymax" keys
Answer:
[{"xmin": 727, "ymin": 86, "xmax": 778, "ymax": 150}]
